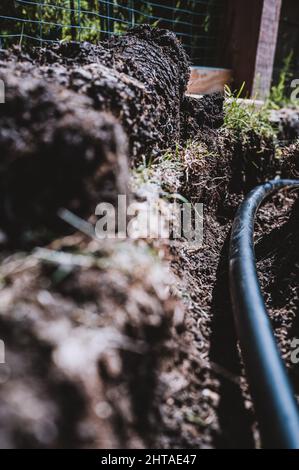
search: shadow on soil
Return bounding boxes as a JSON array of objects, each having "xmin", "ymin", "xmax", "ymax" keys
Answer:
[{"xmin": 209, "ymin": 233, "xmax": 255, "ymax": 449}]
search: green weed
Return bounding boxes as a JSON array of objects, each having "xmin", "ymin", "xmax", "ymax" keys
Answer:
[{"xmin": 223, "ymin": 83, "xmax": 277, "ymax": 142}]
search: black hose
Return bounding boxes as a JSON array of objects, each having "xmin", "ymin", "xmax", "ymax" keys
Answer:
[{"xmin": 229, "ymin": 179, "xmax": 299, "ymax": 449}]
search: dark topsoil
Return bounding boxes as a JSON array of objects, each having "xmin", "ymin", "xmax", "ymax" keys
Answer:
[
  {"xmin": 0, "ymin": 26, "xmax": 298, "ymax": 449},
  {"xmin": 155, "ymin": 136, "xmax": 299, "ymax": 449},
  {"xmin": 0, "ymin": 25, "xmax": 222, "ymax": 244}
]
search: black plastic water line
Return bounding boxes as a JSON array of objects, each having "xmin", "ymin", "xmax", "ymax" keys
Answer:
[{"xmin": 229, "ymin": 179, "xmax": 299, "ymax": 449}]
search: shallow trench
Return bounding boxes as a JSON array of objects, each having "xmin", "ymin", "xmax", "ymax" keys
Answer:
[
  {"xmin": 148, "ymin": 141, "xmax": 299, "ymax": 449},
  {"xmin": 0, "ymin": 27, "xmax": 298, "ymax": 449}
]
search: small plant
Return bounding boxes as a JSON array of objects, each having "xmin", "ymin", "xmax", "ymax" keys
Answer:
[
  {"xmin": 268, "ymin": 52, "xmax": 296, "ymax": 109},
  {"xmin": 223, "ymin": 83, "xmax": 277, "ymax": 142}
]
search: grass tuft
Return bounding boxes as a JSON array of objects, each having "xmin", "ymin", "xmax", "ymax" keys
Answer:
[{"xmin": 223, "ymin": 83, "xmax": 277, "ymax": 143}]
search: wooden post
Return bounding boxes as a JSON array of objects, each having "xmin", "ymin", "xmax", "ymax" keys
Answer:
[
  {"xmin": 252, "ymin": 0, "xmax": 282, "ymax": 99},
  {"xmin": 69, "ymin": 0, "xmax": 77, "ymax": 41},
  {"xmin": 219, "ymin": 0, "xmax": 264, "ymax": 97}
]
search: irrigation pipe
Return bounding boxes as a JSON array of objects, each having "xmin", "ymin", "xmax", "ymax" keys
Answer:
[{"xmin": 229, "ymin": 179, "xmax": 299, "ymax": 449}]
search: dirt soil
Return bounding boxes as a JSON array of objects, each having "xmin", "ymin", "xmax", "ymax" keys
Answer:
[
  {"xmin": 0, "ymin": 25, "xmax": 222, "ymax": 245},
  {"xmin": 1, "ymin": 25, "xmax": 217, "ymax": 163},
  {"xmin": 0, "ymin": 26, "xmax": 298, "ymax": 449},
  {"xmin": 150, "ymin": 138, "xmax": 299, "ymax": 449}
]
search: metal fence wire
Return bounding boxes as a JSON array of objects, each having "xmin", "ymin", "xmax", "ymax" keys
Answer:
[{"xmin": 0, "ymin": 1, "xmax": 226, "ymax": 66}]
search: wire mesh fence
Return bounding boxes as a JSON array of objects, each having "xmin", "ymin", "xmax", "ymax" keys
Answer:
[{"xmin": 0, "ymin": 0, "xmax": 226, "ymax": 66}]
